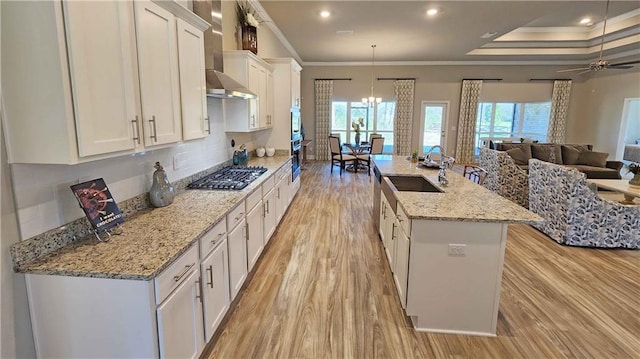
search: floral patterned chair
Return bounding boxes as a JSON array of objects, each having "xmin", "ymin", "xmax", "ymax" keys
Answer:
[
  {"xmin": 479, "ymin": 148, "xmax": 529, "ymax": 208},
  {"xmin": 528, "ymin": 159, "xmax": 639, "ymax": 249}
]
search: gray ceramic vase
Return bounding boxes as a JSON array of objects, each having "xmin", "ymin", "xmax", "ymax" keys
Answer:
[{"xmin": 149, "ymin": 162, "xmax": 175, "ymax": 208}]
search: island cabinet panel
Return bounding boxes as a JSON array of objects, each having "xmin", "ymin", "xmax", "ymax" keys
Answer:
[
  {"xmin": 379, "ymin": 195, "xmax": 396, "ymax": 268},
  {"xmin": 405, "ymin": 220, "xmax": 508, "ymax": 336},
  {"xmin": 25, "ymin": 274, "xmax": 159, "ymax": 358},
  {"xmin": 393, "ymin": 215, "xmax": 410, "ymax": 309}
]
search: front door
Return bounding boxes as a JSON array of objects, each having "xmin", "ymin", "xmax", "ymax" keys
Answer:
[{"xmin": 420, "ymin": 101, "xmax": 449, "ymax": 155}]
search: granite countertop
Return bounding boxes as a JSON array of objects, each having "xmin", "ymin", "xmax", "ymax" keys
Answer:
[
  {"xmin": 373, "ymin": 155, "xmax": 542, "ymax": 223},
  {"xmin": 15, "ymin": 156, "xmax": 291, "ymax": 281}
]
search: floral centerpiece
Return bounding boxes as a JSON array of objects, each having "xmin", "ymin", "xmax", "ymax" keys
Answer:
[
  {"xmin": 626, "ymin": 162, "xmax": 640, "ymax": 187},
  {"xmin": 236, "ymin": 1, "xmax": 261, "ymax": 54},
  {"xmin": 352, "ymin": 117, "xmax": 365, "ymax": 144}
]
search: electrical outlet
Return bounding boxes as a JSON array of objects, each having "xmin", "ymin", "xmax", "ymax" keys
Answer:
[
  {"xmin": 448, "ymin": 244, "xmax": 466, "ymax": 256},
  {"xmin": 173, "ymin": 152, "xmax": 187, "ymax": 170}
]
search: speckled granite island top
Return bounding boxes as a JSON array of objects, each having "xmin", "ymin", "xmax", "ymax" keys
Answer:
[
  {"xmin": 373, "ymin": 155, "xmax": 542, "ymax": 223},
  {"xmin": 15, "ymin": 156, "xmax": 291, "ymax": 281}
]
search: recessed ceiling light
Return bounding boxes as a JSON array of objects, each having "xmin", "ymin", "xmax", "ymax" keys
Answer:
[
  {"xmin": 580, "ymin": 17, "xmax": 592, "ymax": 25},
  {"xmin": 320, "ymin": 10, "xmax": 331, "ymax": 18},
  {"xmin": 426, "ymin": 8, "xmax": 438, "ymax": 16}
]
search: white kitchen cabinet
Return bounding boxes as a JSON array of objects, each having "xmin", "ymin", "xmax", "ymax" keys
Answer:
[
  {"xmin": 246, "ymin": 197, "xmax": 265, "ymax": 271},
  {"xmin": 228, "ymin": 216, "xmax": 248, "ymax": 299},
  {"xmin": 134, "ymin": 0, "xmax": 183, "ymax": 146},
  {"xmin": 156, "ymin": 268, "xmax": 205, "ymax": 359},
  {"xmin": 177, "ymin": 18, "xmax": 209, "ymax": 140},
  {"xmin": 393, "ymin": 214, "xmax": 410, "ymax": 309},
  {"xmin": 380, "ymin": 195, "xmax": 396, "ymax": 267},
  {"xmin": 2, "ymin": 1, "xmax": 140, "ymax": 164},
  {"xmin": 259, "ymin": 68, "xmax": 275, "ymax": 128},
  {"xmin": 200, "ymin": 237, "xmax": 230, "ymax": 341},
  {"xmin": 223, "ymin": 51, "xmax": 274, "ymax": 132},
  {"xmin": 264, "ymin": 58, "xmax": 302, "ymax": 153},
  {"xmin": 263, "ymin": 187, "xmax": 277, "ymax": 244},
  {"xmin": 275, "ymin": 175, "xmax": 287, "ymax": 224}
]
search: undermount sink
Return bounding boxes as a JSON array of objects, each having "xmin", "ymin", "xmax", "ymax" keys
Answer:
[{"xmin": 386, "ymin": 176, "xmax": 443, "ymax": 193}]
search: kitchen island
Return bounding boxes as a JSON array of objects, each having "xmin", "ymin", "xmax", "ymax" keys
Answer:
[
  {"xmin": 372, "ymin": 155, "xmax": 541, "ymax": 336},
  {"xmin": 11, "ymin": 155, "xmax": 297, "ymax": 359}
]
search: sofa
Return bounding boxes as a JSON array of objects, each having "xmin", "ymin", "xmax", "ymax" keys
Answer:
[
  {"xmin": 528, "ymin": 159, "xmax": 639, "ymax": 249},
  {"xmin": 493, "ymin": 142, "xmax": 623, "ymax": 179},
  {"xmin": 479, "ymin": 148, "xmax": 529, "ymax": 208}
]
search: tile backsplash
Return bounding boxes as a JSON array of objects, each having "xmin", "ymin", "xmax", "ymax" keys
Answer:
[{"xmin": 10, "ymin": 99, "xmax": 258, "ymax": 240}]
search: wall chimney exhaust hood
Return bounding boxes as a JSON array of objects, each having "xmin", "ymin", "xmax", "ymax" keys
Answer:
[{"xmin": 194, "ymin": 0, "xmax": 257, "ymax": 99}]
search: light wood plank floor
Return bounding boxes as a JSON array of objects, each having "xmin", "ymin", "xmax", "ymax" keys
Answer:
[{"xmin": 204, "ymin": 161, "xmax": 640, "ymax": 359}]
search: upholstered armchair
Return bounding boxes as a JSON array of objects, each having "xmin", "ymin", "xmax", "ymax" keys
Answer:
[
  {"xmin": 528, "ymin": 159, "xmax": 639, "ymax": 249},
  {"xmin": 479, "ymin": 148, "xmax": 529, "ymax": 208}
]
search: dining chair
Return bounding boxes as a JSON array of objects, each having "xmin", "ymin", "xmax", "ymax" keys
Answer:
[
  {"xmin": 329, "ymin": 135, "xmax": 356, "ymax": 175},
  {"xmin": 356, "ymin": 137, "xmax": 385, "ymax": 175},
  {"xmin": 463, "ymin": 164, "xmax": 488, "ymax": 185}
]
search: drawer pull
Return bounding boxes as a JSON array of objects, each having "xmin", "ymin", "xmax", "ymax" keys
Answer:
[
  {"xmin": 173, "ymin": 262, "xmax": 195, "ymax": 282},
  {"xmin": 206, "ymin": 265, "xmax": 213, "ymax": 288},
  {"xmin": 234, "ymin": 213, "xmax": 244, "ymax": 221}
]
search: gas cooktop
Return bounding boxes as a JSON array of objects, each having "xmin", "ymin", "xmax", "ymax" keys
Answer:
[{"xmin": 187, "ymin": 166, "xmax": 268, "ymax": 191}]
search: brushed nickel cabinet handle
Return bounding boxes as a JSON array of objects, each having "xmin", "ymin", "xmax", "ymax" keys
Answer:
[
  {"xmin": 132, "ymin": 116, "xmax": 141, "ymax": 144},
  {"xmin": 206, "ymin": 265, "xmax": 213, "ymax": 288},
  {"xmin": 173, "ymin": 262, "xmax": 195, "ymax": 282},
  {"xmin": 205, "ymin": 116, "xmax": 210, "ymax": 134},
  {"xmin": 196, "ymin": 278, "xmax": 202, "ymax": 302},
  {"xmin": 149, "ymin": 115, "xmax": 158, "ymax": 142}
]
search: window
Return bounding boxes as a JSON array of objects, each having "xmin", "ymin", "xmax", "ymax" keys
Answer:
[
  {"xmin": 475, "ymin": 101, "xmax": 551, "ymax": 153},
  {"xmin": 331, "ymin": 101, "xmax": 395, "ymax": 153}
]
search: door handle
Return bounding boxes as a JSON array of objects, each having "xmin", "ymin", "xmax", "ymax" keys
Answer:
[
  {"xmin": 149, "ymin": 115, "xmax": 158, "ymax": 142},
  {"xmin": 206, "ymin": 265, "xmax": 213, "ymax": 288},
  {"xmin": 196, "ymin": 277, "xmax": 203, "ymax": 302},
  {"xmin": 131, "ymin": 116, "xmax": 141, "ymax": 144},
  {"xmin": 205, "ymin": 117, "xmax": 211, "ymax": 134}
]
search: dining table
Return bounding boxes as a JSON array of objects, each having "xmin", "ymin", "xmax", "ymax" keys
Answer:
[{"xmin": 343, "ymin": 143, "xmax": 371, "ymax": 172}]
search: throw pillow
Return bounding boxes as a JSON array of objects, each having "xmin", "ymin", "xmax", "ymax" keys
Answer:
[
  {"xmin": 576, "ymin": 151, "xmax": 608, "ymax": 168},
  {"xmin": 561, "ymin": 145, "xmax": 582, "ymax": 165},
  {"xmin": 531, "ymin": 144, "xmax": 563, "ymax": 164},
  {"xmin": 499, "ymin": 143, "xmax": 532, "ymax": 160},
  {"xmin": 505, "ymin": 148, "xmax": 529, "ymax": 165}
]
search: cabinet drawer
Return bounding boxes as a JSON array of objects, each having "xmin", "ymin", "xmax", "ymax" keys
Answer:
[
  {"xmin": 155, "ymin": 244, "xmax": 198, "ymax": 305},
  {"xmin": 227, "ymin": 202, "xmax": 246, "ymax": 231},
  {"xmin": 245, "ymin": 187, "xmax": 262, "ymax": 212},
  {"xmin": 200, "ymin": 219, "xmax": 227, "ymax": 259},
  {"xmin": 262, "ymin": 174, "xmax": 276, "ymax": 193},
  {"xmin": 397, "ymin": 205, "xmax": 411, "ymax": 236}
]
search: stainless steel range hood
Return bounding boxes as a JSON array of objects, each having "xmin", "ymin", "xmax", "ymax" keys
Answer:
[{"xmin": 194, "ymin": 0, "xmax": 257, "ymax": 99}]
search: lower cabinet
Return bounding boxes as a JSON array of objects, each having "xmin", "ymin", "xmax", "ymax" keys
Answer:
[
  {"xmin": 246, "ymin": 198, "xmax": 265, "ymax": 271},
  {"xmin": 380, "ymin": 195, "xmax": 396, "ymax": 267},
  {"xmin": 228, "ymin": 217, "xmax": 248, "ymax": 300},
  {"xmin": 393, "ymin": 216, "xmax": 410, "ymax": 308},
  {"xmin": 156, "ymin": 268, "xmax": 205, "ymax": 359},
  {"xmin": 200, "ymin": 238, "xmax": 230, "ymax": 341},
  {"xmin": 263, "ymin": 187, "xmax": 277, "ymax": 243}
]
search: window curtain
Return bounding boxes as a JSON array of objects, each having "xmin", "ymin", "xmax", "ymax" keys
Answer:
[
  {"xmin": 547, "ymin": 80, "xmax": 572, "ymax": 143},
  {"xmin": 455, "ymin": 80, "xmax": 483, "ymax": 164},
  {"xmin": 393, "ymin": 79, "xmax": 415, "ymax": 156},
  {"xmin": 314, "ymin": 79, "xmax": 333, "ymax": 161}
]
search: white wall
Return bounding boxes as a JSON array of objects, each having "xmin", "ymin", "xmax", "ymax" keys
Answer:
[{"xmin": 300, "ymin": 64, "xmax": 640, "ymax": 159}]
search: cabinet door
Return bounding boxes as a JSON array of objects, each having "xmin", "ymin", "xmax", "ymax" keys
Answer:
[
  {"xmin": 275, "ymin": 177, "xmax": 287, "ymax": 223},
  {"xmin": 248, "ymin": 61, "xmax": 260, "ymax": 130},
  {"xmin": 64, "ymin": 1, "xmax": 138, "ymax": 156},
  {"xmin": 228, "ymin": 219, "xmax": 248, "ymax": 299},
  {"xmin": 393, "ymin": 219, "xmax": 410, "ymax": 308},
  {"xmin": 135, "ymin": 0, "xmax": 182, "ymax": 146},
  {"xmin": 380, "ymin": 196, "xmax": 396, "ymax": 268},
  {"xmin": 156, "ymin": 268, "xmax": 205, "ymax": 359},
  {"xmin": 379, "ymin": 196, "xmax": 388, "ymax": 241},
  {"xmin": 267, "ymin": 71, "xmax": 274, "ymax": 126},
  {"xmin": 201, "ymin": 238, "xmax": 230, "ymax": 342},
  {"xmin": 177, "ymin": 19, "xmax": 208, "ymax": 140},
  {"xmin": 246, "ymin": 201, "xmax": 265, "ymax": 271},
  {"xmin": 292, "ymin": 67, "xmax": 301, "ymax": 108},
  {"xmin": 263, "ymin": 188, "xmax": 277, "ymax": 244}
]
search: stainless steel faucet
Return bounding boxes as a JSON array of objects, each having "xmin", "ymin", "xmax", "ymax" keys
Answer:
[{"xmin": 426, "ymin": 146, "xmax": 449, "ymax": 186}]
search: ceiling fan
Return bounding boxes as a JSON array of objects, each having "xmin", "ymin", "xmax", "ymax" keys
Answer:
[{"xmin": 558, "ymin": 0, "xmax": 640, "ymax": 74}]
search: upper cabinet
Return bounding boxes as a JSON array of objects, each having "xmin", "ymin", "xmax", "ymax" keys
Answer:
[
  {"xmin": 134, "ymin": 1, "xmax": 183, "ymax": 146},
  {"xmin": 177, "ymin": 19, "xmax": 209, "ymax": 140},
  {"xmin": 223, "ymin": 51, "xmax": 274, "ymax": 132},
  {"xmin": 264, "ymin": 58, "xmax": 303, "ymax": 152},
  {"xmin": 2, "ymin": 0, "xmax": 210, "ymax": 164}
]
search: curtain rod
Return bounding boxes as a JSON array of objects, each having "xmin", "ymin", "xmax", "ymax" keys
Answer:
[
  {"xmin": 463, "ymin": 78, "xmax": 502, "ymax": 81},
  {"xmin": 377, "ymin": 77, "xmax": 417, "ymax": 81},
  {"xmin": 314, "ymin": 78, "xmax": 352, "ymax": 81}
]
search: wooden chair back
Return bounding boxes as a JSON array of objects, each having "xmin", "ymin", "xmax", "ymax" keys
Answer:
[
  {"xmin": 463, "ymin": 164, "xmax": 488, "ymax": 185},
  {"xmin": 329, "ymin": 136, "xmax": 341, "ymax": 156}
]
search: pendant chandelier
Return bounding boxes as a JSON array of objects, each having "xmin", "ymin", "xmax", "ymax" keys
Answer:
[{"xmin": 362, "ymin": 44, "xmax": 381, "ymax": 106}]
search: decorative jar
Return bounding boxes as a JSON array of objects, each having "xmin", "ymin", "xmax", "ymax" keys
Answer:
[{"xmin": 149, "ymin": 162, "xmax": 175, "ymax": 208}]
